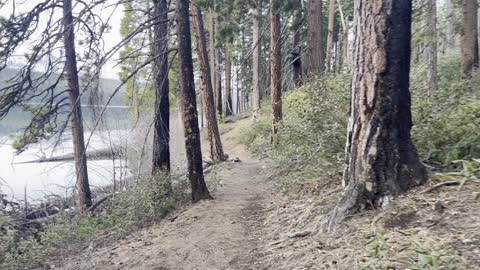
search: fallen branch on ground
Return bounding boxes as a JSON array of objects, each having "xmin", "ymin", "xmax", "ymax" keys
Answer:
[{"xmin": 421, "ymin": 181, "xmax": 460, "ymax": 193}]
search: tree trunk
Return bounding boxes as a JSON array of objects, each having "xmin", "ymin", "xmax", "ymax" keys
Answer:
[
  {"xmin": 225, "ymin": 46, "xmax": 233, "ymax": 116},
  {"xmin": 215, "ymin": 48, "xmax": 223, "ymax": 117},
  {"xmin": 336, "ymin": 29, "xmax": 343, "ymax": 71},
  {"xmin": 462, "ymin": 0, "xmax": 479, "ymax": 77},
  {"xmin": 191, "ymin": 3, "xmax": 227, "ymax": 162},
  {"xmin": 151, "ymin": 0, "xmax": 170, "ymax": 173},
  {"xmin": 327, "ymin": 0, "xmax": 427, "ymax": 230},
  {"xmin": 208, "ymin": 7, "xmax": 217, "ymax": 109},
  {"xmin": 237, "ymin": 79, "xmax": 241, "ymax": 114},
  {"xmin": 427, "ymin": 0, "xmax": 438, "ymax": 96},
  {"xmin": 292, "ymin": 0, "xmax": 303, "ymax": 86},
  {"xmin": 306, "ymin": 0, "xmax": 323, "ymax": 77},
  {"xmin": 175, "ymin": 0, "xmax": 212, "ymax": 202},
  {"xmin": 446, "ymin": 0, "xmax": 455, "ymax": 49},
  {"xmin": 252, "ymin": 3, "xmax": 262, "ymax": 121},
  {"xmin": 200, "ymin": 95, "xmax": 204, "ymax": 128},
  {"xmin": 62, "ymin": 0, "xmax": 92, "ymax": 214},
  {"xmin": 326, "ymin": 0, "xmax": 335, "ymax": 72},
  {"xmin": 271, "ymin": 1, "xmax": 282, "ymax": 136},
  {"xmin": 337, "ymin": 0, "xmax": 349, "ymax": 68}
]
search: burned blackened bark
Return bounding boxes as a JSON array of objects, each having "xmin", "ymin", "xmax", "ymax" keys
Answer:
[
  {"xmin": 63, "ymin": 0, "xmax": 92, "ymax": 214},
  {"xmin": 252, "ymin": 3, "xmax": 262, "ymax": 121},
  {"xmin": 176, "ymin": 0, "xmax": 212, "ymax": 202},
  {"xmin": 327, "ymin": 0, "xmax": 427, "ymax": 230},
  {"xmin": 225, "ymin": 46, "xmax": 233, "ymax": 116},
  {"xmin": 326, "ymin": 0, "xmax": 335, "ymax": 72},
  {"xmin": 461, "ymin": 0, "xmax": 479, "ymax": 77},
  {"xmin": 191, "ymin": 3, "xmax": 227, "ymax": 162},
  {"xmin": 271, "ymin": 1, "xmax": 282, "ymax": 136},
  {"xmin": 152, "ymin": 0, "xmax": 170, "ymax": 173},
  {"xmin": 306, "ymin": 0, "xmax": 323, "ymax": 76},
  {"xmin": 292, "ymin": 0, "xmax": 303, "ymax": 86}
]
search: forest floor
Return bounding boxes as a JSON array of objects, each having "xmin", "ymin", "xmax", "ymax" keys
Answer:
[
  {"xmin": 59, "ymin": 117, "xmax": 275, "ymax": 270},
  {"xmin": 58, "ymin": 117, "xmax": 480, "ymax": 270}
]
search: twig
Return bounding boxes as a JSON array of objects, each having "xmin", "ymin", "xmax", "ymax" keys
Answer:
[
  {"xmin": 421, "ymin": 181, "xmax": 460, "ymax": 193},
  {"xmin": 88, "ymin": 194, "xmax": 113, "ymax": 213}
]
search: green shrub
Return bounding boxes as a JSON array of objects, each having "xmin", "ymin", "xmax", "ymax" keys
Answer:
[
  {"xmin": 242, "ymin": 74, "xmax": 350, "ymax": 180},
  {"xmin": 239, "ymin": 102, "xmax": 272, "ymax": 154},
  {"xmin": 275, "ymin": 73, "xmax": 350, "ymax": 174},
  {"xmin": 243, "ymin": 52, "xmax": 479, "ymax": 183},
  {"xmin": 411, "ymin": 53, "xmax": 480, "ymax": 167},
  {"xmin": 0, "ymin": 173, "xmax": 175, "ymax": 269},
  {"xmin": 0, "ymin": 213, "xmax": 17, "ymax": 268},
  {"xmin": 100, "ymin": 173, "xmax": 175, "ymax": 234}
]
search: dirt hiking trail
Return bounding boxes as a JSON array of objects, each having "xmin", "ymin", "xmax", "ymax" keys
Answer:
[{"xmin": 63, "ymin": 121, "xmax": 273, "ymax": 270}]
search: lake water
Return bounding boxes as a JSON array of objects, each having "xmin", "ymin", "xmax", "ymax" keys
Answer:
[
  {"xmin": 0, "ymin": 106, "xmax": 133, "ymax": 202},
  {"xmin": 0, "ymin": 101, "xmax": 200, "ymax": 203}
]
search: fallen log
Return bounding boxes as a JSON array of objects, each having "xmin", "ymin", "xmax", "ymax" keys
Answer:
[{"xmin": 14, "ymin": 146, "xmax": 125, "ymax": 164}]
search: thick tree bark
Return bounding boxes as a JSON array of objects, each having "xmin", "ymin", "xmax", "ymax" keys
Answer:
[
  {"xmin": 199, "ymin": 94, "xmax": 204, "ymax": 128},
  {"xmin": 326, "ymin": 0, "xmax": 335, "ymax": 72},
  {"xmin": 327, "ymin": 0, "xmax": 427, "ymax": 230},
  {"xmin": 306, "ymin": 0, "xmax": 323, "ymax": 76},
  {"xmin": 225, "ymin": 46, "xmax": 233, "ymax": 116},
  {"xmin": 215, "ymin": 48, "xmax": 223, "ymax": 118},
  {"xmin": 252, "ymin": 3, "xmax": 262, "ymax": 121},
  {"xmin": 62, "ymin": 0, "xmax": 92, "ymax": 214},
  {"xmin": 427, "ymin": 0, "xmax": 438, "ymax": 96},
  {"xmin": 190, "ymin": 3, "xmax": 227, "ymax": 162},
  {"xmin": 208, "ymin": 8, "xmax": 217, "ymax": 109},
  {"xmin": 151, "ymin": 0, "xmax": 170, "ymax": 173},
  {"xmin": 271, "ymin": 2, "xmax": 282, "ymax": 136},
  {"xmin": 175, "ymin": 0, "xmax": 212, "ymax": 202},
  {"xmin": 462, "ymin": 0, "xmax": 479, "ymax": 77},
  {"xmin": 292, "ymin": 0, "xmax": 303, "ymax": 86}
]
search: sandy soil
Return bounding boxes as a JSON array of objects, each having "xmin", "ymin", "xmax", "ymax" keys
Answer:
[{"xmin": 59, "ymin": 119, "xmax": 273, "ymax": 270}]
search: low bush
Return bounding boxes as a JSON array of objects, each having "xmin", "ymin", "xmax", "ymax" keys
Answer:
[
  {"xmin": 411, "ymin": 53, "xmax": 480, "ymax": 168},
  {"xmin": 242, "ymin": 52, "xmax": 479, "ymax": 186},
  {"xmin": 101, "ymin": 173, "xmax": 175, "ymax": 234},
  {"xmin": 241, "ymin": 74, "xmax": 350, "ymax": 182},
  {"xmin": 0, "ymin": 173, "xmax": 175, "ymax": 270}
]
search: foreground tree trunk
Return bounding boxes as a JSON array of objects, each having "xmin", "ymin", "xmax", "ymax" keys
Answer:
[
  {"xmin": 176, "ymin": 0, "xmax": 212, "ymax": 202},
  {"xmin": 462, "ymin": 0, "xmax": 479, "ymax": 77},
  {"xmin": 327, "ymin": 0, "xmax": 427, "ymax": 230},
  {"xmin": 306, "ymin": 0, "xmax": 323, "ymax": 76},
  {"xmin": 252, "ymin": 3, "xmax": 262, "ymax": 121},
  {"xmin": 271, "ymin": 0, "xmax": 282, "ymax": 136},
  {"xmin": 427, "ymin": 0, "xmax": 438, "ymax": 96},
  {"xmin": 191, "ymin": 3, "xmax": 227, "ymax": 162},
  {"xmin": 225, "ymin": 46, "xmax": 233, "ymax": 116},
  {"xmin": 63, "ymin": 0, "xmax": 92, "ymax": 214},
  {"xmin": 151, "ymin": 0, "xmax": 170, "ymax": 173},
  {"xmin": 326, "ymin": 0, "xmax": 335, "ymax": 72}
]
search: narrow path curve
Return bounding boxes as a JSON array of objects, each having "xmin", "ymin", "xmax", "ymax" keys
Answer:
[{"xmin": 67, "ymin": 121, "xmax": 272, "ymax": 270}]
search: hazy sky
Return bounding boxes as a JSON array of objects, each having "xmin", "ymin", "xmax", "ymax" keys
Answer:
[{"xmin": 0, "ymin": 0, "xmax": 124, "ymax": 79}]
